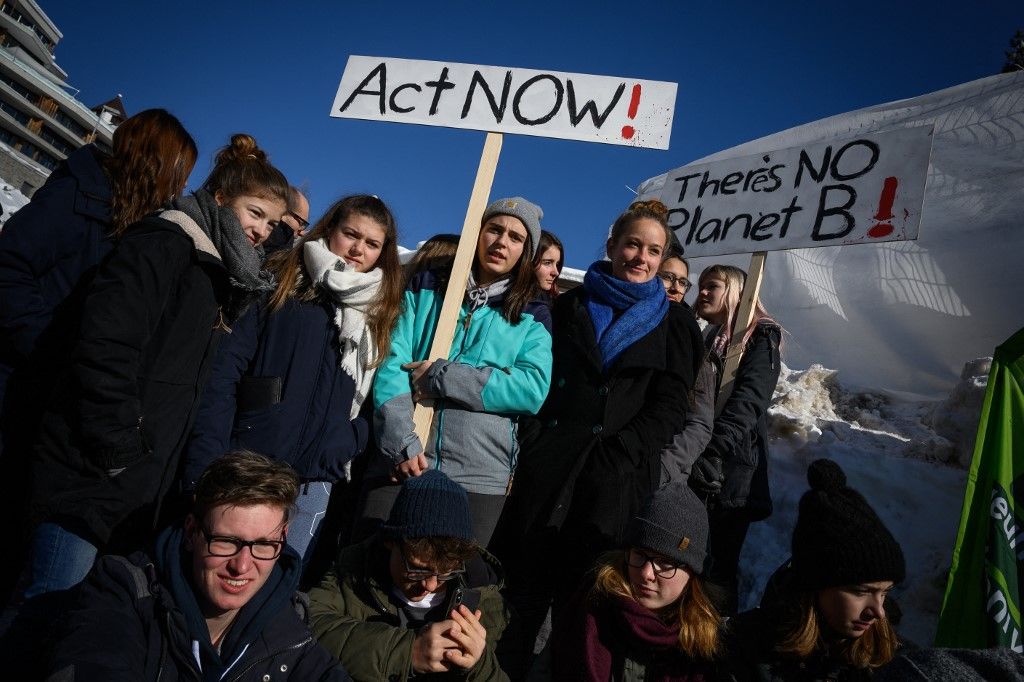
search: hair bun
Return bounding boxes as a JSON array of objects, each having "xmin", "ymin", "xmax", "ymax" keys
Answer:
[
  {"xmin": 215, "ymin": 133, "xmax": 267, "ymax": 166},
  {"xmin": 628, "ymin": 199, "xmax": 668, "ymax": 220},
  {"xmin": 807, "ymin": 458, "xmax": 846, "ymax": 491}
]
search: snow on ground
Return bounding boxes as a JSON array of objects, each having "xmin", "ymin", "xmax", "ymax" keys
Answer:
[
  {"xmin": 0, "ymin": 182, "xmax": 30, "ymax": 228},
  {"xmin": 739, "ymin": 359, "xmax": 987, "ymax": 646}
]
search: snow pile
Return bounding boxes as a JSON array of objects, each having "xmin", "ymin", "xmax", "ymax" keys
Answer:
[{"xmin": 740, "ymin": 360, "xmax": 983, "ymax": 646}]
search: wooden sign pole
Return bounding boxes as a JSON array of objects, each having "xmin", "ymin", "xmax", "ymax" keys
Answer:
[
  {"xmin": 715, "ymin": 250, "xmax": 767, "ymax": 416},
  {"xmin": 412, "ymin": 132, "xmax": 504, "ymax": 446}
]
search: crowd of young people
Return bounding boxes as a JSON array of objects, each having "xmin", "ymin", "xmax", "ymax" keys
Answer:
[{"xmin": 0, "ymin": 110, "xmax": 995, "ymax": 681}]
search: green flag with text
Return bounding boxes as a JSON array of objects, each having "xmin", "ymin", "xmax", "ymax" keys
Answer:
[{"xmin": 936, "ymin": 326, "xmax": 1024, "ymax": 650}]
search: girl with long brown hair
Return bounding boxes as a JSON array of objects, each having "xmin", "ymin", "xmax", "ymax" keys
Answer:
[
  {"xmin": 554, "ymin": 483, "xmax": 723, "ymax": 681},
  {"xmin": 727, "ymin": 459, "xmax": 905, "ymax": 681},
  {"xmin": 0, "ymin": 109, "xmax": 196, "ymax": 600},
  {"xmin": 184, "ymin": 194, "xmax": 403, "ymax": 562},
  {"xmin": 365, "ymin": 196, "xmax": 553, "ymax": 548}
]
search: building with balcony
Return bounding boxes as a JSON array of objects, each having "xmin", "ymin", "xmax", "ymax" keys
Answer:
[{"xmin": 0, "ymin": 0, "xmax": 119, "ymax": 196}]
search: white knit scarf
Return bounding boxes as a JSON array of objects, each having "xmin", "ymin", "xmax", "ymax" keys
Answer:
[{"xmin": 303, "ymin": 238, "xmax": 382, "ymax": 418}]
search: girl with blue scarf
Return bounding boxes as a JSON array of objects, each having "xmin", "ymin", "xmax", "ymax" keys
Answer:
[{"xmin": 493, "ymin": 200, "xmax": 704, "ymax": 669}]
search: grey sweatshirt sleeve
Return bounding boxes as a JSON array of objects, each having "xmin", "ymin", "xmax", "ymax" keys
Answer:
[{"xmin": 660, "ymin": 356, "xmax": 716, "ymax": 486}]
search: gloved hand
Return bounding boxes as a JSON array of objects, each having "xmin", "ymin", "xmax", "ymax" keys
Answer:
[{"xmin": 689, "ymin": 454, "xmax": 724, "ymax": 496}]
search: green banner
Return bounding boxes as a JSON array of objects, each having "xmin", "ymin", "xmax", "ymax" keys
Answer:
[{"xmin": 936, "ymin": 326, "xmax": 1024, "ymax": 650}]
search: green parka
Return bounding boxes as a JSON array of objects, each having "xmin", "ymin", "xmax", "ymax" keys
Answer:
[{"xmin": 309, "ymin": 536, "xmax": 512, "ymax": 682}]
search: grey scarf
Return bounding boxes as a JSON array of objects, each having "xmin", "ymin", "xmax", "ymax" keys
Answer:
[{"xmin": 171, "ymin": 190, "xmax": 275, "ymax": 296}]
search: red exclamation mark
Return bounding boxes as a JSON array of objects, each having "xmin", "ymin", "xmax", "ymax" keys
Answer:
[
  {"xmin": 621, "ymin": 84, "xmax": 641, "ymax": 140},
  {"xmin": 868, "ymin": 176, "xmax": 899, "ymax": 239}
]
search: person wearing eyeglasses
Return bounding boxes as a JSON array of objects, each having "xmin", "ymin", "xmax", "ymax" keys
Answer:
[
  {"xmin": 46, "ymin": 450, "xmax": 350, "ymax": 681},
  {"xmin": 552, "ymin": 482, "xmax": 722, "ymax": 681},
  {"xmin": 264, "ymin": 186, "xmax": 310, "ymax": 255},
  {"xmin": 310, "ymin": 469, "xmax": 512, "ymax": 681},
  {"xmin": 657, "ymin": 253, "xmax": 692, "ymax": 304}
]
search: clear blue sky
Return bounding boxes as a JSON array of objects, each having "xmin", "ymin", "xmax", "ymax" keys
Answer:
[{"xmin": 43, "ymin": 0, "xmax": 1020, "ymax": 268}]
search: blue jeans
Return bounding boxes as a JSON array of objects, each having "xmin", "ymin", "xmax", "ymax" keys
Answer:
[
  {"xmin": 288, "ymin": 482, "xmax": 332, "ymax": 566},
  {"xmin": 23, "ymin": 522, "xmax": 98, "ymax": 599}
]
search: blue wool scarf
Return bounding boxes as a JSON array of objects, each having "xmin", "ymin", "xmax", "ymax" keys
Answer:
[{"xmin": 583, "ymin": 260, "xmax": 668, "ymax": 372}]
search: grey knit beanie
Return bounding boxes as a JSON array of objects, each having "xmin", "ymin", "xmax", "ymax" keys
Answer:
[
  {"xmin": 482, "ymin": 196, "xmax": 543, "ymax": 258},
  {"xmin": 380, "ymin": 470, "xmax": 474, "ymax": 542},
  {"xmin": 625, "ymin": 483, "xmax": 709, "ymax": 575}
]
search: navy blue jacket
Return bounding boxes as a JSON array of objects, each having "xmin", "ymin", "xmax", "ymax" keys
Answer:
[
  {"xmin": 0, "ymin": 145, "xmax": 112, "ymax": 367},
  {"xmin": 183, "ymin": 296, "xmax": 369, "ymax": 488},
  {"xmin": 48, "ymin": 539, "xmax": 350, "ymax": 681},
  {"xmin": 0, "ymin": 144, "xmax": 112, "ymax": 420}
]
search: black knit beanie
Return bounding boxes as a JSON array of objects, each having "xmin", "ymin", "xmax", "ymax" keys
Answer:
[
  {"xmin": 625, "ymin": 482, "xmax": 709, "ymax": 575},
  {"xmin": 791, "ymin": 459, "xmax": 906, "ymax": 589},
  {"xmin": 380, "ymin": 470, "xmax": 474, "ymax": 542}
]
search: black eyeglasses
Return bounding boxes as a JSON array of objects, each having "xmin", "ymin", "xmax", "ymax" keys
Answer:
[
  {"xmin": 657, "ymin": 272, "xmax": 692, "ymax": 292},
  {"xmin": 286, "ymin": 211, "xmax": 310, "ymax": 230},
  {"xmin": 398, "ymin": 545, "xmax": 465, "ymax": 583},
  {"xmin": 201, "ymin": 529, "xmax": 285, "ymax": 560},
  {"xmin": 626, "ymin": 548, "xmax": 683, "ymax": 579}
]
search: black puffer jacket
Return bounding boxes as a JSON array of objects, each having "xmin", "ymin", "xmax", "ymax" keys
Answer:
[
  {"xmin": 29, "ymin": 216, "xmax": 231, "ymax": 550},
  {"xmin": 496, "ymin": 290, "xmax": 701, "ymax": 581},
  {"xmin": 47, "ymin": 548, "xmax": 349, "ymax": 681},
  {"xmin": 697, "ymin": 320, "xmax": 781, "ymax": 520}
]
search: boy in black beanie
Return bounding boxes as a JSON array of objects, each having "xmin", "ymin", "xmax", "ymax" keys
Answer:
[{"xmin": 308, "ymin": 470, "xmax": 513, "ymax": 681}]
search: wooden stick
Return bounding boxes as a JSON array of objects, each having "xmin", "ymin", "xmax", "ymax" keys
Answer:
[
  {"xmin": 412, "ymin": 132, "xmax": 504, "ymax": 447},
  {"xmin": 715, "ymin": 251, "xmax": 767, "ymax": 416}
]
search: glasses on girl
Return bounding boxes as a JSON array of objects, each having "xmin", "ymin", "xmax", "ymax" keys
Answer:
[
  {"xmin": 626, "ymin": 548, "xmax": 682, "ymax": 579},
  {"xmin": 657, "ymin": 272, "xmax": 692, "ymax": 292}
]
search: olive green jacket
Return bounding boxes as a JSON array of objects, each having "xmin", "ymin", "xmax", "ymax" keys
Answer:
[{"xmin": 309, "ymin": 536, "xmax": 511, "ymax": 682}]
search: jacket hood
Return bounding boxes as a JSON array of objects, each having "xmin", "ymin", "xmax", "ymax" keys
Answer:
[
  {"xmin": 62, "ymin": 144, "xmax": 112, "ymax": 223},
  {"xmin": 154, "ymin": 525, "xmax": 303, "ymax": 678}
]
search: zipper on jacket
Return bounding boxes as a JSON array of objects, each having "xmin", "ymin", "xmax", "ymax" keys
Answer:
[
  {"xmin": 227, "ymin": 638, "xmax": 313, "ymax": 681},
  {"xmin": 432, "ymin": 303, "xmax": 476, "ymax": 470}
]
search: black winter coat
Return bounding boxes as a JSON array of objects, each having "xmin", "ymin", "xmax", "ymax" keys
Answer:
[
  {"xmin": 29, "ymin": 216, "xmax": 230, "ymax": 549},
  {"xmin": 496, "ymin": 290, "xmax": 701, "ymax": 579},
  {"xmin": 183, "ymin": 296, "xmax": 369, "ymax": 488},
  {"xmin": 699, "ymin": 321, "xmax": 782, "ymax": 520},
  {"xmin": 47, "ymin": 551, "xmax": 349, "ymax": 681},
  {"xmin": 0, "ymin": 144, "xmax": 112, "ymax": 405}
]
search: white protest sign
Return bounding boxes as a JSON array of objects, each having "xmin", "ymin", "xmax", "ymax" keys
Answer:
[
  {"xmin": 331, "ymin": 55, "xmax": 677, "ymax": 149},
  {"xmin": 658, "ymin": 126, "xmax": 934, "ymax": 257}
]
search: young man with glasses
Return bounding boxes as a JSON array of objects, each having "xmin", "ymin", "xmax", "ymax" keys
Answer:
[
  {"xmin": 264, "ymin": 185, "xmax": 310, "ymax": 254},
  {"xmin": 47, "ymin": 450, "xmax": 350, "ymax": 680},
  {"xmin": 310, "ymin": 469, "xmax": 513, "ymax": 681}
]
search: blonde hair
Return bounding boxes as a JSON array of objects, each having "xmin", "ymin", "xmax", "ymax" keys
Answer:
[
  {"xmin": 776, "ymin": 592, "xmax": 899, "ymax": 669},
  {"xmin": 698, "ymin": 264, "xmax": 780, "ymax": 350},
  {"xmin": 590, "ymin": 551, "xmax": 722, "ymax": 660}
]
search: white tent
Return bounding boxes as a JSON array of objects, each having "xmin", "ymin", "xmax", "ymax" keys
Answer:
[{"xmin": 638, "ymin": 72, "xmax": 1024, "ymax": 396}]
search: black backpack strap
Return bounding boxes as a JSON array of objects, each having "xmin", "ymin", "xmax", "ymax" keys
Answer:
[{"xmin": 108, "ymin": 556, "xmax": 152, "ymax": 600}]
